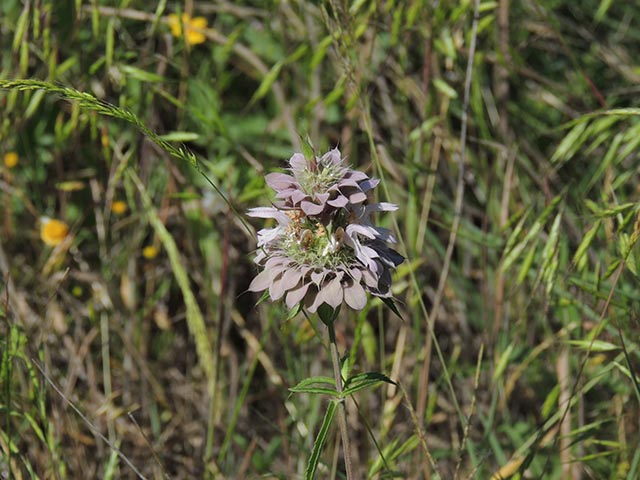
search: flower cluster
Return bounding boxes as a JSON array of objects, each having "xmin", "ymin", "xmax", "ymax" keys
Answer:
[{"xmin": 248, "ymin": 148, "xmax": 403, "ymax": 314}]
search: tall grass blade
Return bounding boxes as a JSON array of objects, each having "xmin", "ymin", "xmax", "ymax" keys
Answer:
[{"xmin": 305, "ymin": 400, "xmax": 337, "ymax": 480}]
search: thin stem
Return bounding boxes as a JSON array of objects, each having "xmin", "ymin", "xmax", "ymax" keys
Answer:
[{"xmin": 327, "ymin": 322, "xmax": 355, "ymax": 479}]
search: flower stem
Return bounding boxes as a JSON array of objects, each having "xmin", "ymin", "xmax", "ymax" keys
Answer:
[{"xmin": 327, "ymin": 321, "xmax": 355, "ymax": 479}]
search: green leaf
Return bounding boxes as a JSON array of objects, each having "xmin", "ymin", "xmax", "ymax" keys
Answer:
[
  {"xmin": 342, "ymin": 372, "xmax": 396, "ymax": 397},
  {"xmin": 23, "ymin": 412, "xmax": 46, "ymax": 443},
  {"xmin": 516, "ymin": 241, "xmax": 538, "ymax": 285},
  {"xmin": 106, "ymin": 19, "xmax": 114, "ymax": 67},
  {"xmin": 286, "ymin": 44, "xmax": 309, "ymax": 64},
  {"xmin": 300, "ymin": 134, "xmax": 315, "ymax": 160},
  {"xmin": 595, "ymin": 0, "xmax": 613, "ymax": 21},
  {"xmin": 479, "ymin": 1, "xmax": 499, "ymax": 12},
  {"xmin": 287, "ymin": 302, "xmax": 303, "ymax": 321},
  {"xmin": 433, "ymin": 78, "xmax": 458, "ymax": 99},
  {"xmin": 361, "ymin": 320, "xmax": 376, "ymax": 365},
  {"xmin": 586, "ymin": 133, "xmax": 623, "ymax": 190},
  {"xmin": 249, "ymin": 59, "xmax": 284, "ymax": 106},
  {"xmin": 492, "ymin": 344, "xmax": 513, "ymax": 383},
  {"xmin": 620, "ymin": 337, "xmax": 640, "ymax": 407},
  {"xmin": 590, "ymin": 107, "xmax": 640, "ymax": 117},
  {"xmin": 503, "ymin": 208, "xmax": 530, "ymax": 253},
  {"xmin": 289, "ymin": 376, "xmax": 338, "ymax": 397},
  {"xmin": 24, "ymin": 89, "xmax": 45, "ymax": 119},
  {"xmin": 613, "ymin": 362, "xmax": 640, "ymax": 406},
  {"xmin": 584, "ymin": 200, "xmax": 635, "ymax": 217},
  {"xmin": 167, "ymin": 191, "xmax": 202, "ymax": 200},
  {"xmin": 501, "ymin": 195, "xmax": 562, "ymax": 272},
  {"xmin": 254, "ymin": 289, "xmax": 271, "ymax": 307},
  {"xmin": 12, "ymin": 5, "xmax": 29, "ymax": 53},
  {"xmin": 350, "ymin": 0, "xmax": 368, "ymax": 14},
  {"xmin": 541, "ymin": 384, "xmax": 560, "ymax": 419},
  {"xmin": 567, "ymin": 340, "xmax": 620, "ymax": 352},
  {"xmin": 551, "ymin": 121, "xmax": 589, "ymax": 164},
  {"xmin": 603, "ymin": 259, "xmax": 621, "ymax": 280},
  {"xmin": 305, "ymin": 400, "xmax": 337, "ymax": 480},
  {"xmin": 573, "ymin": 220, "xmax": 601, "ymax": 270},
  {"xmin": 323, "ymin": 74, "xmax": 346, "ymax": 106},
  {"xmin": 540, "ymin": 212, "xmax": 562, "ymax": 294},
  {"xmin": 368, "ymin": 435, "xmax": 420, "ymax": 477},
  {"xmin": 158, "ymin": 131, "xmax": 200, "ymax": 142},
  {"xmin": 310, "ymin": 35, "xmax": 334, "ymax": 69}
]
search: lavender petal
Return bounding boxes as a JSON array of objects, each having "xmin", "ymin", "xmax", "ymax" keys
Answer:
[
  {"xmin": 344, "ymin": 281, "xmax": 367, "ymax": 310},
  {"xmin": 300, "ymin": 200, "xmax": 325, "ymax": 216}
]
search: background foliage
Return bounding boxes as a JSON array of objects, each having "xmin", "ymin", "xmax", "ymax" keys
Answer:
[{"xmin": 1, "ymin": 0, "xmax": 639, "ymax": 478}]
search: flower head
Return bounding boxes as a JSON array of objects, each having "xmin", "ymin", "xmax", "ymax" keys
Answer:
[
  {"xmin": 4, "ymin": 152, "xmax": 18, "ymax": 169},
  {"xmin": 143, "ymin": 245, "xmax": 159, "ymax": 259},
  {"xmin": 40, "ymin": 218, "xmax": 69, "ymax": 247},
  {"xmin": 111, "ymin": 200, "xmax": 128, "ymax": 215},
  {"xmin": 249, "ymin": 149, "xmax": 403, "ymax": 314},
  {"xmin": 167, "ymin": 13, "xmax": 208, "ymax": 45},
  {"xmin": 265, "ymin": 148, "xmax": 379, "ymax": 216}
]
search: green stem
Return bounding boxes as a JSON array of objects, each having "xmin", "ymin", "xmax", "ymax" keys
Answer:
[{"xmin": 327, "ymin": 321, "xmax": 355, "ymax": 479}]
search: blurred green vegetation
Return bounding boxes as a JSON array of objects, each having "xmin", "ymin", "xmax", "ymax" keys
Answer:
[{"xmin": 1, "ymin": 0, "xmax": 639, "ymax": 478}]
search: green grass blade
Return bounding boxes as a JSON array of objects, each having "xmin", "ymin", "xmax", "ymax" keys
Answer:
[
  {"xmin": 129, "ymin": 169, "xmax": 216, "ymax": 395},
  {"xmin": 305, "ymin": 400, "xmax": 337, "ymax": 480}
]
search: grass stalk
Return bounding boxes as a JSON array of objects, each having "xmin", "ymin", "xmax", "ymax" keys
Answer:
[
  {"xmin": 100, "ymin": 311, "xmax": 116, "ymax": 444},
  {"xmin": 327, "ymin": 321, "xmax": 354, "ymax": 479}
]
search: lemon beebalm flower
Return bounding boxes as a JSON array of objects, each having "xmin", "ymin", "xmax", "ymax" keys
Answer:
[
  {"xmin": 111, "ymin": 200, "xmax": 128, "ymax": 215},
  {"xmin": 167, "ymin": 13, "xmax": 207, "ymax": 45},
  {"xmin": 4, "ymin": 151, "xmax": 18, "ymax": 168},
  {"xmin": 142, "ymin": 245, "xmax": 159, "ymax": 259},
  {"xmin": 248, "ymin": 148, "xmax": 403, "ymax": 313},
  {"xmin": 40, "ymin": 218, "xmax": 69, "ymax": 247}
]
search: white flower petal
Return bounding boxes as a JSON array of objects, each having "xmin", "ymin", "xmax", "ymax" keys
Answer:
[
  {"xmin": 289, "ymin": 153, "xmax": 307, "ymax": 172},
  {"xmin": 344, "ymin": 281, "xmax": 367, "ymax": 310},
  {"xmin": 317, "ymin": 276, "xmax": 344, "ymax": 310},
  {"xmin": 248, "ymin": 269, "xmax": 271, "ymax": 292},
  {"xmin": 269, "ymin": 272, "xmax": 287, "ymax": 300},
  {"xmin": 300, "ymin": 200, "xmax": 325, "ymax": 215},
  {"xmin": 280, "ymin": 269, "xmax": 302, "ymax": 291},
  {"xmin": 285, "ymin": 282, "xmax": 310, "ymax": 309}
]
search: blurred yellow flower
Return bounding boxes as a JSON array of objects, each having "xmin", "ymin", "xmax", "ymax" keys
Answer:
[
  {"xmin": 167, "ymin": 13, "xmax": 207, "ymax": 45},
  {"xmin": 40, "ymin": 218, "xmax": 69, "ymax": 247},
  {"xmin": 4, "ymin": 151, "xmax": 18, "ymax": 168},
  {"xmin": 111, "ymin": 200, "xmax": 128, "ymax": 215},
  {"xmin": 142, "ymin": 245, "xmax": 159, "ymax": 259}
]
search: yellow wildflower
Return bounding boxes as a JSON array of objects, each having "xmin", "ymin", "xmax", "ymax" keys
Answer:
[
  {"xmin": 40, "ymin": 218, "xmax": 69, "ymax": 247},
  {"xmin": 167, "ymin": 13, "xmax": 207, "ymax": 45},
  {"xmin": 142, "ymin": 245, "xmax": 159, "ymax": 259},
  {"xmin": 111, "ymin": 200, "xmax": 128, "ymax": 215},
  {"xmin": 4, "ymin": 152, "xmax": 18, "ymax": 168}
]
